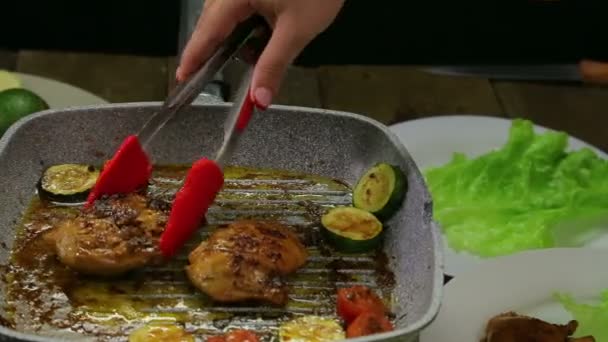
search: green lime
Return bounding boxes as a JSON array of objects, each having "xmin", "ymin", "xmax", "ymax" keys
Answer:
[{"xmin": 0, "ymin": 88, "xmax": 49, "ymax": 134}]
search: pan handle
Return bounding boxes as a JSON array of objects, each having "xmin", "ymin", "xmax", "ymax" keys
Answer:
[
  {"xmin": 194, "ymin": 79, "xmax": 228, "ymax": 104},
  {"xmin": 193, "ymin": 92, "xmax": 225, "ymax": 105}
]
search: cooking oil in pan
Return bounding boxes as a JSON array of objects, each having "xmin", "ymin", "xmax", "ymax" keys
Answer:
[{"xmin": 0, "ymin": 166, "xmax": 395, "ymax": 341}]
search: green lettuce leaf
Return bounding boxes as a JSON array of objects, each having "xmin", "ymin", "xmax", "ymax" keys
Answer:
[
  {"xmin": 423, "ymin": 118, "xmax": 608, "ymax": 257},
  {"xmin": 555, "ymin": 290, "xmax": 608, "ymax": 341}
]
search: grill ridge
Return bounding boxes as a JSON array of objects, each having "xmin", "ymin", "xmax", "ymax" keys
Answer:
[{"xmin": 7, "ymin": 169, "xmax": 395, "ymax": 341}]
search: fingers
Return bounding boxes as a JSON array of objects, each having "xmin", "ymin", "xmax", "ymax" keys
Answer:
[
  {"xmin": 176, "ymin": 0, "xmax": 254, "ymax": 82},
  {"xmin": 250, "ymin": 17, "xmax": 313, "ymax": 109},
  {"xmin": 177, "ymin": 0, "xmax": 345, "ymax": 107}
]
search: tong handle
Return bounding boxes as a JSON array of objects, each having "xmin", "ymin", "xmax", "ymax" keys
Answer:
[
  {"xmin": 214, "ymin": 66, "xmax": 256, "ymax": 167},
  {"xmin": 137, "ymin": 15, "xmax": 268, "ymax": 147},
  {"xmin": 166, "ymin": 15, "xmax": 266, "ymax": 108},
  {"xmin": 235, "ymin": 89, "xmax": 255, "ymax": 132},
  {"xmin": 213, "ymin": 23, "xmax": 271, "ymax": 167}
]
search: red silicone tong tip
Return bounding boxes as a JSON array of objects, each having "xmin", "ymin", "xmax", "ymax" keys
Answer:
[
  {"xmin": 85, "ymin": 135, "xmax": 152, "ymax": 207},
  {"xmin": 159, "ymin": 158, "xmax": 224, "ymax": 258},
  {"xmin": 236, "ymin": 90, "xmax": 256, "ymax": 132}
]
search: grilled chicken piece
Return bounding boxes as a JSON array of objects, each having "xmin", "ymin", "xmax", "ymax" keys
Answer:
[
  {"xmin": 186, "ymin": 220, "xmax": 308, "ymax": 305},
  {"xmin": 481, "ymin": 311, "xmax": 595, "ymax": 342},
  {"xmin": 44, "ymin": 192, "xmax": 168, "ymax": 276}
]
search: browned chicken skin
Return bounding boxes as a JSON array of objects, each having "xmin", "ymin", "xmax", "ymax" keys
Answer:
[
  {"xmin": 481, "ymin": 311, "xmax": 595, "ymax": 342},
  {"xmin": 186, "ymin": 220, "xmax": 308, "ymax": 305},
  {"xmin": 44, "ymin": 192, "xmax": 168, "ymax": 276}
]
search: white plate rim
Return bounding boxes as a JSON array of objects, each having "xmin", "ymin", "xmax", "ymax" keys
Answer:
[
  {"xmin": 419, "ymin": 247, "xmax": 608, "ymax": 342},
  {"xmin": 14, "ymin": 72, "xmax": 108, "ymax": 109},
  {"xmin": 389, "ymin": 114, "xmax": 607, "ymax": 158},
  {"xmin": 388, "ymin": 115, "xmax": 608, "ymax": 276}
]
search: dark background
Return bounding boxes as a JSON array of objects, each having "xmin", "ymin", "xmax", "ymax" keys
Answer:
[{"xmin": 0, "ymin": 1, "xmax": 605, "ymax": 64}]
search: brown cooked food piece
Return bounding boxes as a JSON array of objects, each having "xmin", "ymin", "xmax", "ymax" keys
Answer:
[
  {"xmin": 44, "ymin": 192, "xmax": 168, "ymax": 276},
  {"xmin": 186, "ymin": 220, "xmax": 308, "ymax": 306},
  {"xmin": 480, "ymin": 311, "xmax": 596, "ymax": 342}
]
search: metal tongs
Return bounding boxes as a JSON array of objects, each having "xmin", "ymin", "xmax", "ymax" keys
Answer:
[
  {"xmin": 85, "ymin": 15, "xmax": 271, "ymax": 257},
  {"xmin": 137, "ymin": 15, "xmax": 270, "ymax": 154}
]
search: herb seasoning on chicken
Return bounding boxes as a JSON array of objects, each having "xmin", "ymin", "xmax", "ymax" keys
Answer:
[
  {"xmin": 2, "ymin": 164, "xmax": 394, "ymax": 341},
  {"xmin": 186, "ymin": 220, "xmax": 308, "ymax": 305},
  {"xmin": 44, "ymin": 191, "xmax": 169, "ymax": 276}
]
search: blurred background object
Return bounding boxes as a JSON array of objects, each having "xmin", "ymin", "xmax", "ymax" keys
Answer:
[
  {"xmin": 0, "ymin": 0, "xmax": 607, "ymax": 150},
  {"xmin": 1, "ymin": 1, "xmax": 604, "ymax": 64}
]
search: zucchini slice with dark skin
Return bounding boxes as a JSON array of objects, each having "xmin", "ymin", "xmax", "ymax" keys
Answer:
[
  {"xmin": 321, "ymin": 206, "xmax": 384, "ymax": 253},
  {"xmin": 37, "ymin": 164, "xmax": 100, "ymax": 203},
  {"xmin": 353, "ymin": 163, "xmax": 407, "ymax": 220}
]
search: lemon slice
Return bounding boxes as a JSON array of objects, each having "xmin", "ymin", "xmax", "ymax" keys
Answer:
[
  {"xmin": 0, "ymin": 70, "xmax": 22, "ymax": 92},
  {"xmin": 279, "ymin": 316, "xmax": 345, "ymax": 342}
]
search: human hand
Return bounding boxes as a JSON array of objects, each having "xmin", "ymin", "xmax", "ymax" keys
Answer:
[{"xmin": 176, "ymin": 0, "xmax": 345, "ymax": 108}]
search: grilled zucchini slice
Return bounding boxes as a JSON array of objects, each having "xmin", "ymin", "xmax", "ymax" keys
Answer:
[
  {"xmin": 279, "ymin": 315, "xmax": 345, "ymax": 342},
  {"xmin": 37, "ymin": 164, "xmax": 99, "ymax": 203},
  {"xmin": 353, "ymin": 163, "xmax": 406, "ymax": 220},
  {"xmin": 321, "ymin": 206, "xmax": 384, "ymax": 253}
]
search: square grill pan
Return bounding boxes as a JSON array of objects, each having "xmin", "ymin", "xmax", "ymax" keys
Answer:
[{"xmin": 0, "ymin": 102, "xmax": 443, "ymax": 342}]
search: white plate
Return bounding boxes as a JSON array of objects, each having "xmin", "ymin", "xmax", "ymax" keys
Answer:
[
  {"xmin": 15, "ymin": 72, "xmax": 108, "ymax": 109},
  {"xmin": 419, "ymin": 248, "xmax": 608, "ymax": 342},
  {"xmin": 389, "ymin": 115, "xmax": 608, "ymax": 276}
]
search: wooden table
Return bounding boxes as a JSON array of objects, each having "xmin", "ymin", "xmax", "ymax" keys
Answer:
[{"xmin": 3, "ymin": 49, "xmax": 607, "ymax": 152}]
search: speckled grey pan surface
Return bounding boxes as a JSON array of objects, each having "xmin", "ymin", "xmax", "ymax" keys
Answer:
[{"xmin": 0, "ymin": 101, "xmax": 443, "ymax": 342}]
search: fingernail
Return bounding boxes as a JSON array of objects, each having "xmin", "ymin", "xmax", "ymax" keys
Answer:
[
  {"xmin": 175, "ymin": 67, "xmax": 183, "ymax": 82},
  {"xmin": 252, "ymin": 87, "xmax": 272, "ymax": 110}
]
